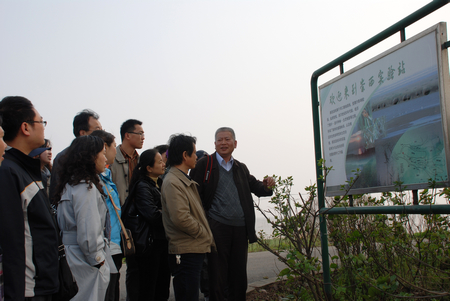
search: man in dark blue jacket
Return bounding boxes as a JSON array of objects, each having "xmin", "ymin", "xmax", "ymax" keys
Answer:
[
  {"xmin": 0, "ymin": 96, "xmax": 59, "ymax": 301},
  {"xmin": 190, "ymin": 127, "xmax": 275, "ymax": 301}
]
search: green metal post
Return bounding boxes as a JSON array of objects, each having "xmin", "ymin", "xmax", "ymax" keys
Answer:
[{"xmin": 310, "ymin": 1, "xmax": 449, "ymax": 299}]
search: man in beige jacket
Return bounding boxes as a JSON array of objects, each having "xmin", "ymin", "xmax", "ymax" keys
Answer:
[{"xmin": 161, "ymin": 134, "xmax": 214, "ymax": 301}]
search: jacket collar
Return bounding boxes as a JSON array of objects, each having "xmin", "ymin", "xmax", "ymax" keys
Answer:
[
  {"xmin": 115, "ymin": 145, "xmax": 126, "ymax": 163},
  {"xmin": 4, "ymin": 147, "xmax": 42, "ymax": 179},
  {"xmin": 100, "ymin": 168, "xmax": 117, "ymax": 187},
  {"xmin": 170, "ymin": 167, "xmax": 196, "ymax": 187},
  {"xmin": 140, "ymin": 175, "xmax": 163, "ymax": 188}
]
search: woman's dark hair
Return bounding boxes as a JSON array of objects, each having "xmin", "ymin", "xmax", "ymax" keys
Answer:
[
  {"xmin": 154, "ymin": 144, "xmax": 169, "ymax": 155},
  {"xmin": 129, "ymin": 148, "xmax": 159, "ymax": 189},
  {"xmin": 167, "ymin": 134, "xmax": 196, "ymax": 167},
  {"xmin": 39, "ymin": 138, "xmax": 51, "ymax": 149},
  {"xmin": 54, "ymin": 135, "xmax": 105, "ymax": 205},
  {"xmin": 90, "ymin": 130, "xmax": 115, "ymax": 147}
]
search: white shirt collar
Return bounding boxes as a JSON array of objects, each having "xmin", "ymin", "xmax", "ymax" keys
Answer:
[{"xmin": 215, "ymin": 152, "xmax": 234, "ymax": 171}]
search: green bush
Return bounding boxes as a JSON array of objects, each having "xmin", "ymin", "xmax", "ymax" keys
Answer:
[{"xmin": 254, "ymin": 175, "xmax": 450, "ymax": 300}]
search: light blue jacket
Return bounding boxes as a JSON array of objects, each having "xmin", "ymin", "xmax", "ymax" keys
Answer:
[{"xmin": 100, "ymin": 168, "xmax": 122, "ymax": 249}]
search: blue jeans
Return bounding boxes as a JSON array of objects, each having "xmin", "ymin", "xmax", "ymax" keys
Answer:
[{"xmin": 169, "ymin": 253, "xmax": 205, "ymax": 301}]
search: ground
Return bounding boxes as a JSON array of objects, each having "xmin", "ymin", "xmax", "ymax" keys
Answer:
[{"xmin": 247, "ymin": 279, "xmax": 292, "ymax": 301}]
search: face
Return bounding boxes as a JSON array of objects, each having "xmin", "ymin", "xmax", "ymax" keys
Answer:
[
  {"xmin": 105, "ymin": 140, "xmax": 117, "ymax": 165},
  {"xmin": 185, "ymin": 143, "xmax": 197, "ymax": 170},
  {"xmin": 29, "ymin": 108, "xmax": 46, "ymax": 148},
  {"xmin": 95, "ymin": 147, "xmax": 107, "ymax": 174},
  {"xmin": 214, "ymin": 131, "xmax": 237, "ymax": 160},
  {"xmin": 128, "ymin": 124, "xmax": 145, "ymax": 149},
  {"xmin": 39, "ymin": 148, "xmax": 52, "ymax": 166},
  {"xmin": 0, "ymin": 126, "xmax": 7, "ymax": 166},
  {"xmin": 85, "ymin": 117, "xmax": 102, "ymax": 135},
  {"xmin": 147, "ymin": 152, "xmax": 166, "ymax": 177}
]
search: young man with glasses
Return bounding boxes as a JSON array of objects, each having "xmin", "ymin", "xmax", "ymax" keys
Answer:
[
  {"xmin": 110, "ymin": 119, "xmax": 144, "ymax": 301},
  {"xmin": 0, "ymin": 96, "xmax": 59, "ymax": 301},
  {"xmin": 110, "ymin": 119, "xmax": 145, "ymax": 206}
]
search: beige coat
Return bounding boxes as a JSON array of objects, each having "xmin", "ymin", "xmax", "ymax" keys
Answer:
[
  {"xmin": 161, "ymin": 167, "xmax": 215, "ymax": 254},
  {"xmin": 110, "ymin": 145, "xmax": 132, "ymax": 205}
]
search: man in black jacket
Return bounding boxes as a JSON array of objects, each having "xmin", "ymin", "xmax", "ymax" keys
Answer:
[
  {"xmin": 190, "ymin": 127, "xmax": 275, "ymax": 301},
  {"xmin": 0, "ymin": 96, "xmax": 59, "ymax": 301}
]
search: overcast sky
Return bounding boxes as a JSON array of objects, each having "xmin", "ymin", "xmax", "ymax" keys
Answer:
[{"xmin": 1, "ymin": 0, "xmax": 449, "ymax": 201}]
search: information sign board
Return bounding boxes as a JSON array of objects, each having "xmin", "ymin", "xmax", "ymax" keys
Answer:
[{"xmin": 320, "ymin": 23, "xmax": 450, "ymax": 196}]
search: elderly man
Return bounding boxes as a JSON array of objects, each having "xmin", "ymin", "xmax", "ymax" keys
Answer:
[{"xmin": 190, "ymin": 127, "xmax": 275, "ymax": 301}]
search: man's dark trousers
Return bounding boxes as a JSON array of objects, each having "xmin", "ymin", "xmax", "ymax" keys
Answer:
[
  {"xmin": 208, "ymin": 218, "xmax": 248, "ymax": 301},
  {"xmin": 169, "ymin": 253, "xmax": 205, "ymax": 301}
]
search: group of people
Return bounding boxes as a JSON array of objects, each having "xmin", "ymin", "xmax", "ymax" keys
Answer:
[{"xmin": 0, "ymin": 95, "xmax": 275, "ymax": 301}]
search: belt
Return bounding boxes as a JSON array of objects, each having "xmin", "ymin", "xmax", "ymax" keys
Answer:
[{"xmin": 62, "ymin": 231, "xmax": 78, "ymax": 245}]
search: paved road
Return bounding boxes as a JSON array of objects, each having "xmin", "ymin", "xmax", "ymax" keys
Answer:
[{"xmin": 118, "ymin": 250, "xmax": 288, "ymax": 301}]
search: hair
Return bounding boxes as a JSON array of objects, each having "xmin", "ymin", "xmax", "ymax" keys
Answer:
[
  {"xmin": 196, "ymin": 150, "xmax": 208, "ymax": 161},
  {"xmin": 120, "ymin": 119, "xmax": 142, "ymax": 141},
  {"xmin": 54, "ymin": 135, "xmax": 105, "ymax": 205},
  {"xmin": 90, "ymin": 130, "xmax": 115, "ymax": 147},
  {"xmin": 154, "ymin": 144, "xmax": 169, "ymax": 155},
  {"xmin": 39, "ymin": 138, "xmax": 52, "ymax": 149},
  {"xmin": 215, "ymin": 127, "xmax": 236, "ymax": 140},
  {"xmin": 0, "ymin": 96, "xmax": 36, "ymax": 142},
  {"xmin": 129, "ymin": 148, "xmax": 159, "ymax": 189},
  {"xmin": 167, "ymin": 134, "xmax": 196, "ymax": 167},
  {"xmin": 38, "ymin": 139, "xmax": 52, "ymax": 171},
  {"xmin": 0, "ymin": 115, "xmax": 2, "ymax": 127},
  {"xmin": 37, "ymin": 138, "xmax": 52, "ymax": 152},
  {"xmin": 73, "ymin": 109, "xmax": 100, "ymax": 137}
]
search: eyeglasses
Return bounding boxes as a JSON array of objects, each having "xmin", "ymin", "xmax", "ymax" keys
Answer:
[
  {"xmin": 128, "ymin": 131, "xmax": 145, "ymax": 137},
  {"xmin": 27, "ymin": 120, "xmax": 47, "ymax": 127}
]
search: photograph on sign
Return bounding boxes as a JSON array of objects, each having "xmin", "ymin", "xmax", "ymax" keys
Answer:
[{"xmin": 319, "ymin": 23, "xmax": 450, "ymax": 196}]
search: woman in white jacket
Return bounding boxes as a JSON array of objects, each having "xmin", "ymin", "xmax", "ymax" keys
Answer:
[{"xmin": 54, "ymin": 135, "xmax": 116, "ymax": 301}]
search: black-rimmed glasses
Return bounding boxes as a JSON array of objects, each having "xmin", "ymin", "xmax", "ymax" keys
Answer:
[
  {"xmin": 27, "ymin": 120, "xmax": 47, "ymax": 127},
  {"xmin": 128, "ymin": 131, "xmax": 145, "ymax": 137}
]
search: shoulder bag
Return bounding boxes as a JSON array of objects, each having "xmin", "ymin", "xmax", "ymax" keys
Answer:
[{"xmin": 105, "ymin": 189, "xmax": 135, "ymax": 257}]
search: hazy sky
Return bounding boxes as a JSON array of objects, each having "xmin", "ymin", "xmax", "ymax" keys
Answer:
[{"xmin": 1, "ymin": 0, "xmax": 449, "ymax": 199}]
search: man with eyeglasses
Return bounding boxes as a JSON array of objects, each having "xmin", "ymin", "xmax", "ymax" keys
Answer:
[
  {"xmin": 110, "ymin": 119, "xmax": 145, "ymax": 207},
  {"xmin": 0, "ymin": 96, "xmax": 59, "ymax": 301},
  {"xmin": 109, "ymin": 119, "xmax": 144, "ymax": 301}
]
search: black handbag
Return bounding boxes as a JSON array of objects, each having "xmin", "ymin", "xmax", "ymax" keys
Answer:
[
  {"xmin": 121, "ymin": 182, "xmax": 153, "ymax": 256},
  {"xmin": 52, "ymin": 243, "xmax": 78, "ymax": 301},
  {"xmin": 122, "ymin": 206, "xmax": 153, "ymax": 255}
]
